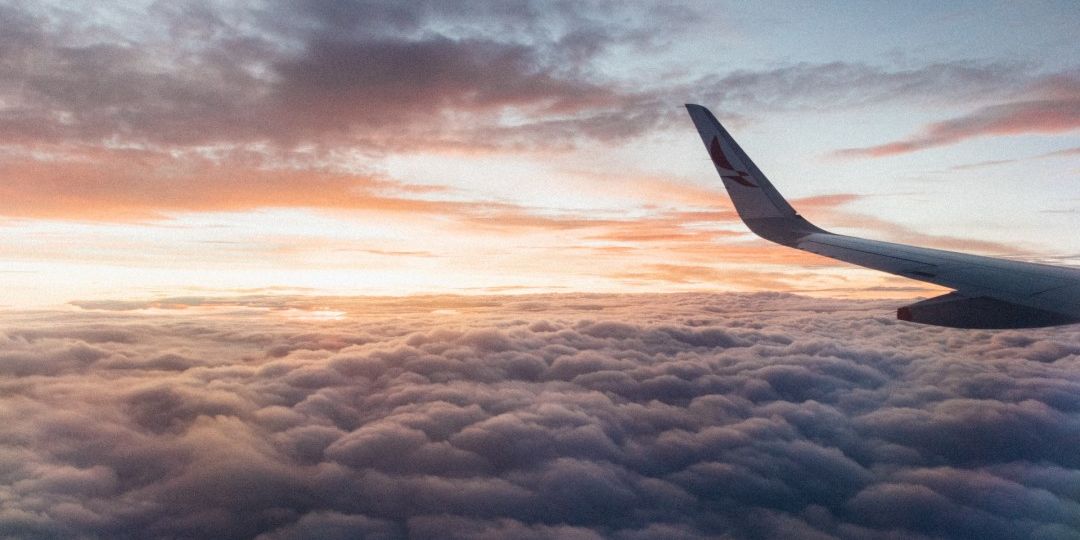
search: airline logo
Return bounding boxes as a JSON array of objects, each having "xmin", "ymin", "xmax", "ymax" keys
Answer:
[{"xmin": 709, "ymin": 136, "xmax": 757, "ymax": 188}]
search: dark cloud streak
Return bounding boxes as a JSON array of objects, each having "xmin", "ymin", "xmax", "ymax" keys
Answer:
[
  {"xmin": 0, "ymin": 2, "xmax": 1069, "ymax": 153},
  {"xmin": 0, "ymin": 1, "xmax": 661, "ymax": 151}
]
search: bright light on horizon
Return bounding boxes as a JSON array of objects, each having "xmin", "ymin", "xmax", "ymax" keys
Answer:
[{"xmin": 0, "ymin": 1, "xmax": 1075, "ymax": 308}]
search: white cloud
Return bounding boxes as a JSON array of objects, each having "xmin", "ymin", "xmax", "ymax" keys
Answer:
[{"xmin": 1, "ymin": 293, "xmax": 1078, "ymax": 538}]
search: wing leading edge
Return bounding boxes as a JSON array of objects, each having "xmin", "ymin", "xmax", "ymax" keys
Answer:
[{"xmin": 685, "ymin": 103, "xmax": 1080, "ymax": 329}]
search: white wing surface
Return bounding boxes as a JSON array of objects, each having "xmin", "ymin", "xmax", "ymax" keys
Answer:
[{"xmin": 685, "ymin": 104, "xmax": 1080, "ymax": 328}]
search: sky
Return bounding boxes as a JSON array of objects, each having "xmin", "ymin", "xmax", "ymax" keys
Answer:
[
  {"xmin": 2, "ymin": 2, "xmax": 1080, "ymax": 539},
  {"xmin": 0, "ymin": 0, "xmax": 1077, "ymax": 306}
]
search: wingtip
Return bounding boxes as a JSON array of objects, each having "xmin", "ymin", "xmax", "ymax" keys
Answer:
[{"xmin": 684, "ymin": 103, "xmax": 718, "ymax": 125}]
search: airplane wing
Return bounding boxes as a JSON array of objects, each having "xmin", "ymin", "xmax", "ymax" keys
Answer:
[{"xmin": 685, "ymin": 103, "xmax": 1080, "ymax": 328}]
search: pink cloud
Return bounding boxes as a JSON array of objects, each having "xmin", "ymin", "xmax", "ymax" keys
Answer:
[{"xmin": 834, "ymin": 96, "xmax": 1080, "ymax": 158}]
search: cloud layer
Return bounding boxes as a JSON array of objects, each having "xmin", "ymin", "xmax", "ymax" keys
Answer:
[{"xmin": 2, "ymin": 293, "xmax": 1079, "ymax": 538}]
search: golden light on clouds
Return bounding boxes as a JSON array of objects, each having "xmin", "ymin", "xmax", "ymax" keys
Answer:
[
  {"xmin": 0, "ymin": 1, "xmax": 1074, "ymax": 307},
  {"xmin": 2, "ymin": 4, "xmax": 1079, "ymax": 537}
]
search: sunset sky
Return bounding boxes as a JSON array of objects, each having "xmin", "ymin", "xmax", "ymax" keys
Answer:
[
  {"xmin": 1, "ymin": 0, "xmax": 1077, "ymax": 306},
  {"xmin": 3, "ymin": 3, "xmax": 1080, "ymax": 539}
]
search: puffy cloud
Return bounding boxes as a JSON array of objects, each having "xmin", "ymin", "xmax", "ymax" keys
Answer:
[{"xmin": 1, "ymin": 293, "xmax": 1079, "ymax": 538}]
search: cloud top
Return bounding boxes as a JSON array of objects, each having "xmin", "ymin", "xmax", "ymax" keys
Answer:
[{"xmin": 2, "ymin": 293, "xmax": 1079, "ymax": 538}]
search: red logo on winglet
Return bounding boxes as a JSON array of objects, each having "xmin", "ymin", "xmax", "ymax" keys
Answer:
[{"xmin": 709, "ymin": 136, "xmax": 757, "ymax": 188}]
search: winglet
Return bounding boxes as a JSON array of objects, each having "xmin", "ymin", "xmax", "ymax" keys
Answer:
[{"xmin": 685, "ymin": 104, "xmax": 826, "ymax": 246}]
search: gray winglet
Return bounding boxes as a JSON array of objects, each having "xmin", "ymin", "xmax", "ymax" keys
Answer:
[{"xmin": 685, "ymin": 104, "xmax": 827, "ymax": 246}]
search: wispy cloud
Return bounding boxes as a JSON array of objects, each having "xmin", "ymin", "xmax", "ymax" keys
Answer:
[
  {"xmin": 0, "ymin": 148, "xmax": 478, "ymax": 220},
  {"xmin": 834, "ymin": 74, "xmax": 1080, "ymax": 157},
  {"xmin": 950, "ymin": 146, "xmax": 1080, "ymax": 170},
  {"xmin": 697, "ymin": 60, "xmax": 1038, "ymax": 111}
]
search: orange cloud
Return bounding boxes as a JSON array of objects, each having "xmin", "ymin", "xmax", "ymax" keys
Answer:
[
  {"xmin": 0, "ymin": 148, "xmax": 486, "ymax": 221},
  {"xmin": 463, "ymin": 206, "xmax": 743, "ymax": 248},
  {"xmin": 615, "ymin": 263, "xmax": 807, "ymax": 288},
  {"xmin": 458, "ymin": 192, "xmax": 877, "ymax": 271},
  {"xmin": 656, "ymin": 242, "xmax": 843, "ymax": 266},
  {"xmin": 834, "ymin": 96, "xmax": 1080, "ymax": 158},
  {"xmin": 792, "ymin": 194, "xmax": 861, "ymax": 209},
  {"xmin": 609, "ymin": 261, "xmax": 944, "ymax": 299}
]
